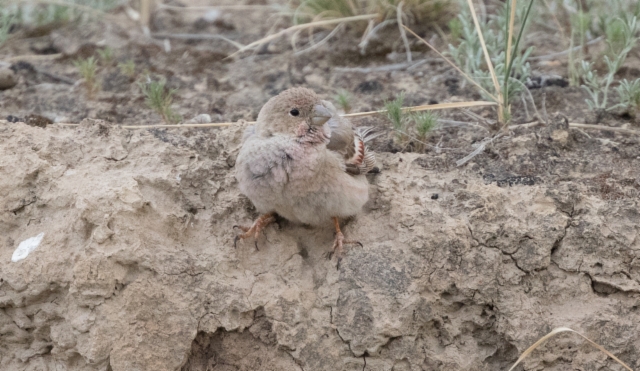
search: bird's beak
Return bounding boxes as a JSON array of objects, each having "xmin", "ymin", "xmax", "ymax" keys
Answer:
[{"xmin": 311, "ymin": 104, "xmax": 332, "ymax": 126}]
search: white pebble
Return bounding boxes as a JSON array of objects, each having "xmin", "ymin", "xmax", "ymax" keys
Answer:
[{"xmin": 12, "ymin": 233, "xmax": 45, "ymax": 262}]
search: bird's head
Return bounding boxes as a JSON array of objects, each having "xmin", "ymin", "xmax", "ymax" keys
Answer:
[{"xmin": 255, "ymin": 87, "xmax": 332, "ymax": 136}]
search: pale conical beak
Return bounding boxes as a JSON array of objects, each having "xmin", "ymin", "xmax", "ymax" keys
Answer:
[{"xmin": 311, "ymin": 104, "xmax": 332, "ymax": 126}]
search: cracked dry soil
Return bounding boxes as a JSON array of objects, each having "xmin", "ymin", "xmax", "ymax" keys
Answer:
[{"xmin": 0, "ymin": 113, "xmax": 639, "ymax": 371}]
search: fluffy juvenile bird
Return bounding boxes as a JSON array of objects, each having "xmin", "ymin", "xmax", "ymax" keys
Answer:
[{"xmin": 234, "ymin": 87, "xmax": 377, "ymax": 262}]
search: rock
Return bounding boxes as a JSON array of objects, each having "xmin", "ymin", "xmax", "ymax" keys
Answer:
[
  {"xmin": 184, "ymin": 114, "xmax": 212, "ymax": 124},
  {"xmin": 0, "ymin": 68, "xmax": 17, "ymax": 90}
]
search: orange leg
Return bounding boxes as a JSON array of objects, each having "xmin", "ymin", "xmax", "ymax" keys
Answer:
[
  {"xmin": 234, "ymin": 213, "xmax": 276, "ymax": 250},
  {"xmin": 330, "ymin": 217, "xmax": 362, "ymax": 267}
]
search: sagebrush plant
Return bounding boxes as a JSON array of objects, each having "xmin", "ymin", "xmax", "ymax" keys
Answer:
[
  {"xmin": 138, "ymin": 77, "xmax": 182, "ymax": 124},
  {"xmin": 334, "ymin": 89, "xmax": 353, "ymax": 113},
  {"xmin": 580, "ymin": 15, "xmax": 638, "ymax": 111},
  {"xmin": 447, "ymin": 0, "xmax": 534, "ymax": 124},
  {"xmin": 0, "ymin": 0, "xmax": 122, "ymax": 33},
  {"xmin": 611, "ymin": 78, "xmax": 640, "ymax": 117},
  {"xmin": 74, "ymin": 56, "xmax": 99, "ymax": 97}
]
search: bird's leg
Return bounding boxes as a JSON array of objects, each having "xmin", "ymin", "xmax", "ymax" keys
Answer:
[
  {"xmin": 330, "ymin": 217, "xmax": 362, "ymax": 267},
  {"xmin": 233, "ymin": 213, "xmax": 276, "ymax": 250}
]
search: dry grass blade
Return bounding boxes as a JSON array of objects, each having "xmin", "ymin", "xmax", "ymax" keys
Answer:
[
  {"xmin": 343, "ymin": 101, "xmax": 497, "ymax": 118},
  {"xmin": 397, "ymin": 1, "xmax": 412, "ymax": 63},
  {"xmin": 157, "ymin": 4, "xmax": 276, "ymax": 11},
  {"xmin": 465, "ymin": 0, "xmax": 503, "ymax": 117},
  {"xmin": 507, "ymin": 327, "xmax": 633, "ymax": 371},
  {"xmin": 225, "ymin": 14, "xmax": 377, "ymax": 59},
  {"xmin": 151, "ymin": 33, "xmax": 245, "ymax": 49},
  {"xmin": 3, "ymin": 53, "xmax": 63, "ymax": 62},
  {"xmin": 505, "ymin": 0, "xmax": 517, "ymax": 67},
  {"xmin": 569, "ymin": 123, "xmax": 640, "ymax": 135},
  {"xmin": 402, "ymin": 26, "xmax": 498, "ymax": 102}
]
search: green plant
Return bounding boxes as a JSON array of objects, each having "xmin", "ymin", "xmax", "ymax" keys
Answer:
[
  {"xmin": 0, "ymin": 0, "xmax": 122, "ymax": 36},
  {"xmin": 384, "ymin": 92, "xmax": 406, "ymax": 139},
  {"xmin": 447, "ymin": 16, "xmax": 462, "ymax": 42},
  {"xmin": 611, "ymin": 78, "xmax": 640, "ymax": 116},
  {"xmin": 412, "ymin": 111, "xmax": 437, "ymax": 151},
  {"xmin": 568, "ymin": 10, "xmax": 591, "ymax": 86},
  {"xmin": 383, "ymin": 93, "xmax": 440, "ymax": 149},
  {"xmin": 97, "ymin": 47, "xmax": 115, "ymax": 65},
  {"xmin": 118, "ymin": 59, "xmax": 136, "ymax": 79},
  {"xmin": 74, "ymin": 56, "xmax": 99, "ymax": 97},
  {"xmin": 138, "ymin": 77, "xmax": 182, "ymax": 124},
  {"xmin": 580, "ymin": 15, "xmax": 638, "ymax": 111},
  {"xmin": 334, "ymin": 89, "xmax": 352, "ymax": 113},
  {"xmin": 447, "ymin": 0, "xmax": 534, "ymax": 124},
  {"xmin": 0, "ymin": 8, "xmax": 15, "ymax": 48}
]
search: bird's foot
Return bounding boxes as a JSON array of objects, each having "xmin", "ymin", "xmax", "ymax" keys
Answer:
[
  {"xmin": 233, "ymin": 213, "xmax": 276, "ymax": 250},
  {"xmin": 328, "ymin": 231, "xmax": 362, "ymax": 270}
]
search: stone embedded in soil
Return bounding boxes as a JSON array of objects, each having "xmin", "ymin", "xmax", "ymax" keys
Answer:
[
  {"xmin": 0, "ymin": 68, "xmax": 18, "ymax": 90},
  {"xmin": 0, "ymin": 120, "xmax": 638, "ymax": 371}
]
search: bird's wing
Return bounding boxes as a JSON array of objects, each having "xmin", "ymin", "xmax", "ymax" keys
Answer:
[{"xmin": 321, "ymin": 100, "xmax": 378, "ymax": 175}]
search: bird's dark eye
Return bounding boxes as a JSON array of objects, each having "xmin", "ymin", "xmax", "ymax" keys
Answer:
[{"xmin": 289, "ymin": 109, "xmax": 300, "ymax": 117}]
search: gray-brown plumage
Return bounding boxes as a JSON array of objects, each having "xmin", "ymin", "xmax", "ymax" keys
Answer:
[{"xmin": 234, "ymin": 87, "xmax": 377, "ymax": 262}]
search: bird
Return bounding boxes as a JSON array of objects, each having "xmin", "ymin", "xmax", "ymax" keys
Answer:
[{"xmin": 234, "ymin": 87, "xmax": 377, "ymax": 263}]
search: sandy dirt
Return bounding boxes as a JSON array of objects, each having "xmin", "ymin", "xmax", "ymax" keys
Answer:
[{"xmin": 1, "ymin": 2, "xmax": 640, "ymax": 371}]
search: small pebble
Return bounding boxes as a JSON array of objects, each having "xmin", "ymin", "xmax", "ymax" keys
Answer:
[
  {"xmin": 184, "ymin": 114, "xmax": 212, "ymax": 124},
  {"xmin": 0, "ymin": 68, "xmax": 17, "ymax": 90}
]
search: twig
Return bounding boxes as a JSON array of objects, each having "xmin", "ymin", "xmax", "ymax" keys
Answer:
[
  {"xmin": 541, "ymin": 93, "xmax": 549, "ymax": 125},
  {"xmin": 529, "ymin": 36, "xmax": 603, "ymax": 61},
  {"xmin": 403, "ymin": 26, "xmax": 498, "ymax": 102},
  {"xmin": 396, "ymin": 1, "xmax": 412, "ymax": 63},
  {"xmin": 294, "ymin": 23, "xmax": 344, "ymax": 56},
  {"xmin": 334, "ymin": 59, "xmax": 436, "ymax": 73},
  {"xmin": 359, "ymin": 19, "xmax": 395, "ymax": 54},
  {"xmin": 508, "ymin": 327, "xmax": 633, "ymax": 371},
  {"xmin": 226, "ymin": 14, "xmax": 377, "ymax": 59},
  {"xmin": 456, "ymin": 133, "xmax": 502, "ymax": 167},
  {"xmin": 569, "ymin": 123, "xmax": 640, "ymax": 135},
  {"xmin": 151, "ymin": 33, "xmax": 245, "ymax": 49},
  {"xmin": 520, "ymin": 94, "xmax": 530, "ymax": 120},
  {"xmin": 54, "ymin": 122, "xmax": 238, "ymax": 129},
  {"xmin": 343, "ymin": 101, "xmax": 498, "ymax": 118},
  {"xmin": 3, "ymin": 53, "xmax": 63, "ymax": 62},
  {"xmin": 37, "ymin": 68, "xmax": 76, "ymax": 85}
]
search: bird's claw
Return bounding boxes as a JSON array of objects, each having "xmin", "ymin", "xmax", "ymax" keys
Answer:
[{"xmin": 233, "ymin": 225, "xmax": 250, "ymax": 232}]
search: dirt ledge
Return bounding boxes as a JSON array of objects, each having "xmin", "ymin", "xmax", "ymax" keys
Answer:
[{"xmin": 1, "ymin": 120, "xmax": 639, "ymax": 371}]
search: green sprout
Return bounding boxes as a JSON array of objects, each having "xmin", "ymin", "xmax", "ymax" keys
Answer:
[
  {"xmin": 118, "ymin": 59, "xmax": 136, "ymax": 80},
  {"xmin": 138, "ymin": 77, "xmax": 182, "ymax": 124},
  {"xmin": 334, "ymin": 89, "xmax": 352, "ymax": 113},
  {"xmin": 74, "ymin": 56, "xmax": 99, "ymax": 97},
  {"xmin": 384, "ymin": 92, "xmax": 406, "ymax": 133},
  {"xmin": 97, "ymin": 47, "xmax": 115, "ymax": 66},
  {"xmin": 412, "ymin": 111, "xmax": 438, "ymax": 152}
]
